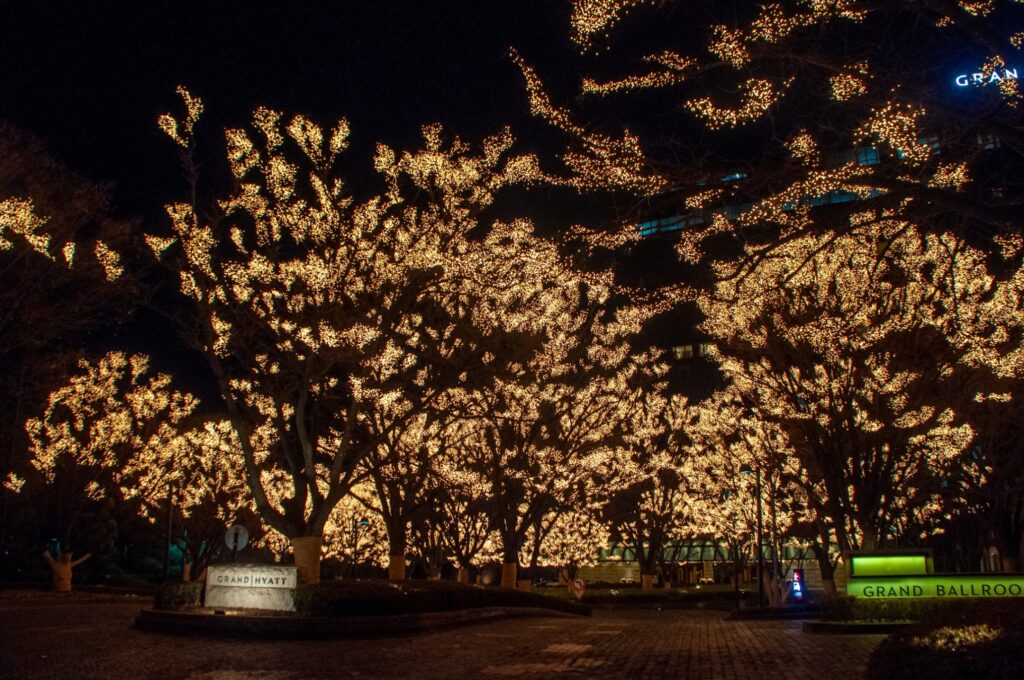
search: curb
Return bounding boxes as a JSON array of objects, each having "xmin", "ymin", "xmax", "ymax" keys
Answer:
[
  {"xmin": 802, "ymin": 620, "xmax": 912, "ymax": 635},
  {"xmin": 136, "ymin": 605, "xmax": 586, "ymax": 639}
]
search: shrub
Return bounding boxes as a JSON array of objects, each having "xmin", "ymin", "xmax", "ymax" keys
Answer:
[
  {"xmin": 868, "ymin": 599, "xmax": 1024, "ymax": 679},
  {"xmin": 153, "ymin": 581, "xmax": 204, "ymax": 611},
  {"xmin": 569, "ymin": 587, "xmax": 754, "ymax": 605},
  {"xmin": 293, "ymin": 579, "xmax": 590, "ymax": 618},
  {"xmin": 820, "ymin": 596, "xmax": 979, "ymax": 621}
]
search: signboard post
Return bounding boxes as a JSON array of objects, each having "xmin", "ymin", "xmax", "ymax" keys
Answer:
[
  {"xmin": 225, "ymin": 525, "xmax": 249, "ymax": 563},
  {"xmin": 791, "ymin": 568, "xmax": 805, "ymax": 602},
  {"xmin": 571, "ymin": 578, "xmax": 586, "ymax": 601}
]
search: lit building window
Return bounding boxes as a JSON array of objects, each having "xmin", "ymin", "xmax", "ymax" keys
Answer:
[
  {"xmin": 672, "ymin": 343, "xmax": 712, "ymax": 360},
  {"xmin": 672, "ymin": 345, "xmax": 694, "ymax": 360},
  {"xmin": 856, "ymin": 147, "xmax": 880, "ymax": 166}
]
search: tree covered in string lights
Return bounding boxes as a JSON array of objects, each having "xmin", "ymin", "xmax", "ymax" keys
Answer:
[
  {"xmin": 122, "ymin": 419, "xmax": 258, "ymax": 578},
  {"xmin": 527, "ymin": 508, "xmax": 610, "ymax": 584},
  {"xmin": 601, "ymin": 389, "xmax": 695, "ymax": 589},
  {"xmin": 517, "ymin": 0, "xmax": 1024, "ymax": 578},
  {"xmin": 699, "ymin": 223, "xmax": 999, "ymax": 560},
  {"xmin": 685, "ymin": 388, "xmax": 806, "ymax": 599},
  {"xmin": 522, "ymin": 1, "xmax": 1024, "ymax": 253},
  {"xmin": 0, "ymin": 126, "xmax": 136, "ymax": 565},
  {"xmin": 357, "ymin": 411, "xmax": 445, "ymax": 581},
  {"xmin": 154, "ymin": 88, "xmax": 550, "ymax": 582},
  {"xmin": 13, "ymin": 352, "xmax": 246, "ymax": 570},
  {"xmin": 443, "ymin": 260, "xmax": 657, "ymax": 588}
]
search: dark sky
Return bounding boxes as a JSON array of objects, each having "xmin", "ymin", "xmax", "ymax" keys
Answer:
[{"xmin": 0, "ymin": 1, "xmax": 577, "ymax": 220}]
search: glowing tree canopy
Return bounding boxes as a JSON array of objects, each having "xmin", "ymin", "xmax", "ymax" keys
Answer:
[
  {"xmin": 603, "ymin": 388, "xmax": 697, "ymax": 587},
  {"xmin": 1, "ymin": 125, "xmax": 135, "ymax": 532},
  {"xmin": 18, "ymin": 352, "xmax": 196, "ymax": 546},
  {"xmin": 445, "ymin": 274, "xmax": 658, "ymax": 586},
  {"xmin": 527, "ymin": 508, "xmax": 610, "ymax": 583},
  {"xmin": 685, "ymin": 387, "xmax": 808, "ymax": 597},
  {"xmin": 121, "ymin": 419, "xmax": 254, "ymax": 576},
  {"xmin": 513, "ymin": 1, "xmax": 1024, "ymax": 580},
  {"xmin": 153, "ymin": 88, "xmax": 546, "ymax": 580},
  {"xmin": 521, "ymin": 1, "xmax": 1022, "ymax": 258},
  {"xmin": 699, "ymin": 221, "xmax": 997, "ymax": 552}
]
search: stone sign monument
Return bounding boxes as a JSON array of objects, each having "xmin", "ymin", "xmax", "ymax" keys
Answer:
[{"xmin": 205, "ymin": 563, "xmax": 299, "ymax": 611}]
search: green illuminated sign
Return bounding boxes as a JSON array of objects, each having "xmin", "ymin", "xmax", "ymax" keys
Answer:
[
  {"xmin": 848, "ymin": 575, "xmax": 1024, "ymax": 599},
  {"xmin": 849, "ymin": 555, "xmax": 929, "ymax": 578}
]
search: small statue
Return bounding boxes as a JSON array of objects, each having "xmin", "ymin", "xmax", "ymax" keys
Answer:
[{"xmin": 42, "ymin": 550, "xmax": 91, "ymax": 592}]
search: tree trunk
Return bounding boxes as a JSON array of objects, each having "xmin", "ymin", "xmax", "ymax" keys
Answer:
[
  {"xmin": 501, "ymin": 562, "xmax": 517, "ymax": 588},
  {"xmin": 641, "ymin": 574, "xmax": 656, "ymax": 591},
  {"xmin": 182, "ymin": 562, "xmax": 192, "ymax": 583},
  {"xmin": 457, "ymin": 567, "xmax": 470, "ymax": 584},
  {"xmin": 811, "ymin": 542, "xmax": 838, "ymax": 599},
  {"xmin": 290, "ymin": 536, "xmax": 322, "ymax": 585},
  {"xmin": 388, "ymin": 554, "xmax": 406, "ymax": 581},
  {"xmin": 516, "ymin": 579, "xmax": 532, "ymax": 592}
]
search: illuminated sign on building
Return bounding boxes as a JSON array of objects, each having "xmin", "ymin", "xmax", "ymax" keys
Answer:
[
  {"xmin": 846, "ymin": 551, "xmax": 1024, "ymax": 600},
  {"xmin": 954, "ymin": 68, "xmax": 1019, "ymax": 87},
  {"xmin": 849, "ymin": 575, "xmax": 1024, "ymax": 599}
]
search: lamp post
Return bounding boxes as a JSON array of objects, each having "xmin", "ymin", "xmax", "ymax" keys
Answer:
[
  {"xmin": 163, "ymin": 482, "xmax": 174, "ymax": 582},
  {"xmin": 741, "ymin": 465, "xmax": 765, "ymax": 608}
]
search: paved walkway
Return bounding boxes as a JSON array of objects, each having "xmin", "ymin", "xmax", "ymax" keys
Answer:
[{"xmin": 0, "ymin": 592, "xmax": 885, "ymax": 679}]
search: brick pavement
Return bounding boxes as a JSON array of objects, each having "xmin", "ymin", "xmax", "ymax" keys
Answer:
[{"xmin": 0, "ymin": 593, "xmax": 885, "ymax": 679}]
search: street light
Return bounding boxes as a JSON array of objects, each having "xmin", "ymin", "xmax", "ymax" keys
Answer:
[
  {"xmin": 740, "ymin": 464, "xmax": 765, "ymax": 608},
  {"xmin": 163, "ymin": 482, "xmax": 175, "ymax": 583},
  {"xmin": 350, "ymin": 517, "xmax": 368, "ymax": 578}
]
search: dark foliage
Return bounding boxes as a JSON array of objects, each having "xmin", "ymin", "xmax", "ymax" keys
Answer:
[
  {"xmin": 153, "ymin": 581, "xmax": 204, "ymax": 611},
  {"xmin": 293, "ymin": 579, "xmax": 590, "ymax": 617},
  {"xmin": 868, "ymin": 599, "xmax": 1024, "ymax": 680}
]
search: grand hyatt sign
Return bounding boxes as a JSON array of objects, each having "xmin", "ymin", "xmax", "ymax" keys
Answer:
[
  {"xmin": 955, "ymin": 68, "xmax": 1019, "ymax": 87},
  {"xmin": 205, "ymin": 563, "xmax": 298, "ymax": 611},
  {"xmin": 212, "ymin": 571, "xmax": 294, "ymax": 588},
  {"xmin": 848, "ymin": 575, "xmax": 1024, "ymax": 599}
]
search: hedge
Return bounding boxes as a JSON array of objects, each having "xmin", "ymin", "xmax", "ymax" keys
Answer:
[
  {"xmin": 294, "ymin": 580, "xmax": 591, "ymax": 617},
  {"xmin": 820, "ymin": 596, "xmax": 968, "ymax": 621}
]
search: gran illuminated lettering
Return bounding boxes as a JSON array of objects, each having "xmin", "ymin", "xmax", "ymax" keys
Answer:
[{"xmin": 955, "ymin": 68, "xmax": 1019, "ymax": 87}]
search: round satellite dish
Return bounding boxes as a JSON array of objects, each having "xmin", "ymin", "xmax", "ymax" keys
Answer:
[{"xmin": 225, "ymin": 525, "xmax": 249, "ymax": 551}]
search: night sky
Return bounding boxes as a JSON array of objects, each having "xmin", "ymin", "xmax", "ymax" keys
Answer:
[{"xmin": 0, "ymin": 1, "xmax": 578, "ymax": 221}]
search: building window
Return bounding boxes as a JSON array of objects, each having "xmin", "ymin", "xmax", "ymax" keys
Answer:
[
  {"xmin": 672, "ymin": 343, "xmax": 712, "ymax": 361},
  {"xmin": 856, "ymin": 147, "xmax": 880, "ymax": 166},
  {"xmin": 977, "ymin": 133, "xmax": 1001, "ymax": 149},
  {"xmin": 672, "ymin": 345, "xmax": 694, "ymax": 360}
]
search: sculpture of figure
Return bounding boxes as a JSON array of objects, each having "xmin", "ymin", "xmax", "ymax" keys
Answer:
[{"xmin": 42, "ymin": 550, "xmax": 91, "ymax": 592}]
